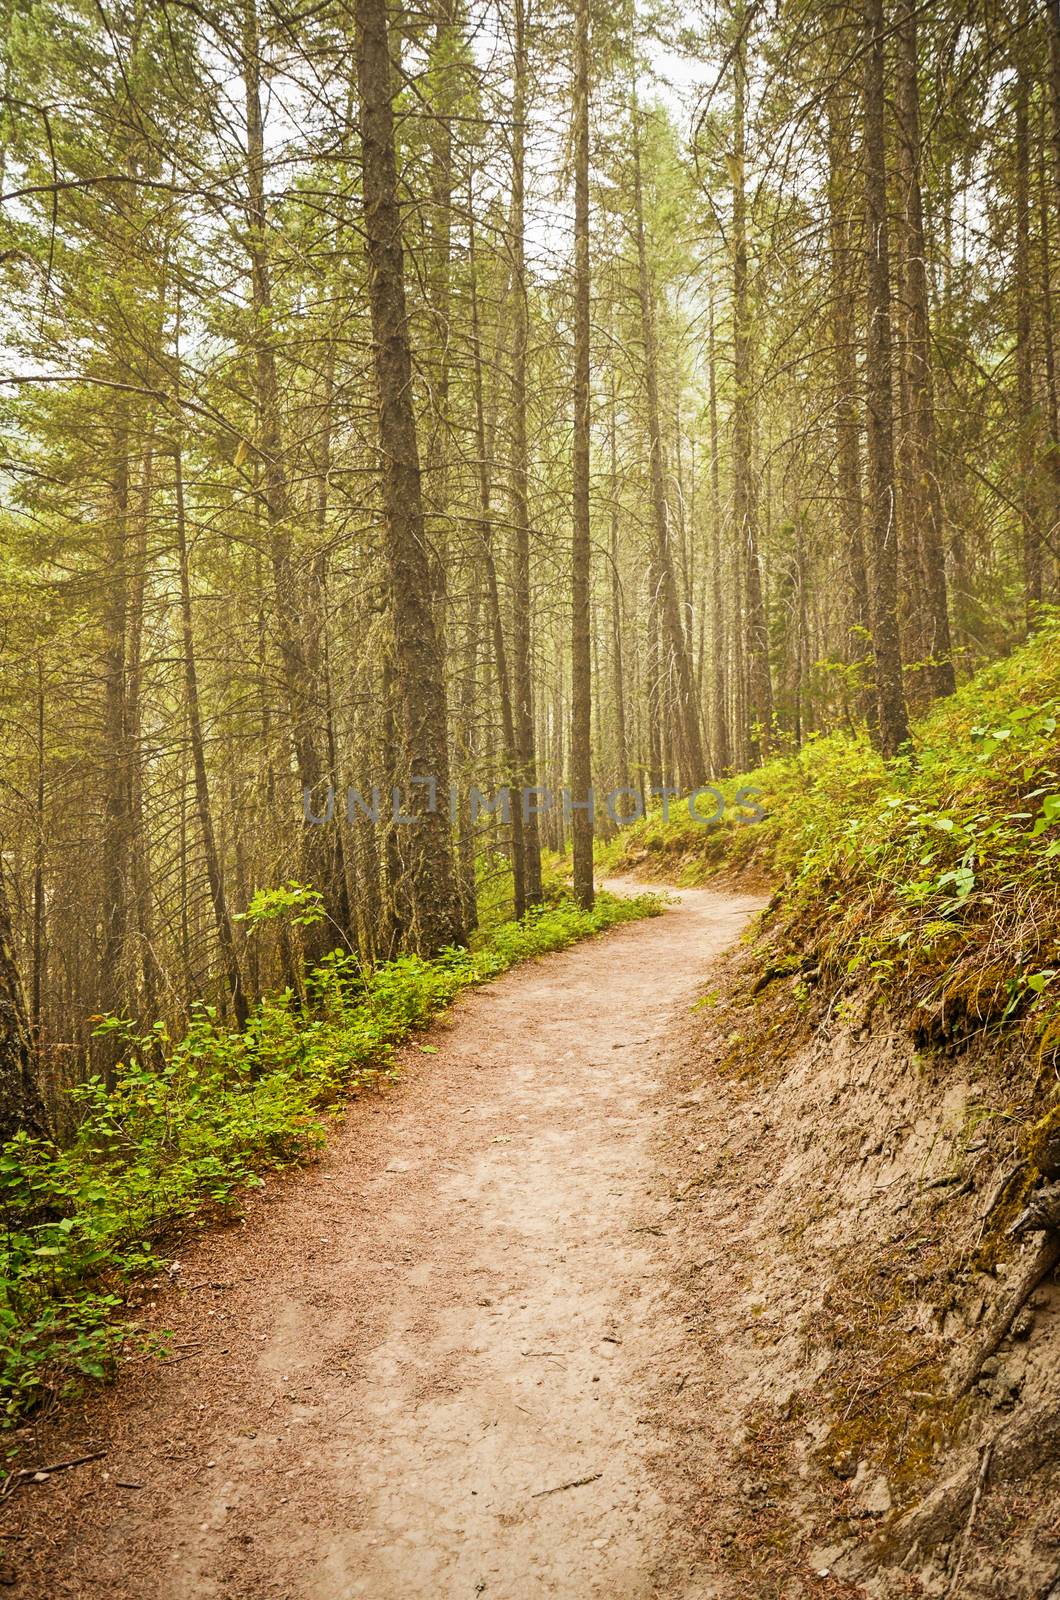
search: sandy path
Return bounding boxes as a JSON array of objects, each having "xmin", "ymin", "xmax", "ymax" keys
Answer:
[{"xmin": 6, "ymin": 885, "xmax": 761, "ymax": 1600}]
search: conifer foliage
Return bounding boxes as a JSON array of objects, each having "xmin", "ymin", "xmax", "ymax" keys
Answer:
[{"xmin": 0, "ymin": 0, "xmax": 1057, "ymax": 1117}]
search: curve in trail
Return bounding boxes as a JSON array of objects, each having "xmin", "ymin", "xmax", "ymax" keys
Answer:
[{"xmin": 11, "ymin": 886, "xmax": 761, "ymax": 1600}]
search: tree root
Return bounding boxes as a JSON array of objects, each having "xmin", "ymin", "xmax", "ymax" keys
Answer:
[
  {"xmin": 954, "ymin": 1232, "xmax": 1060, "ymax": 1398},
  {"xmin": 942, "ymin": 1436, "xmax": 995, "ymax": 1599},
  {"xmin": 889, "ymin": 1402, "xmax": 1060, "ymax": 1572}
]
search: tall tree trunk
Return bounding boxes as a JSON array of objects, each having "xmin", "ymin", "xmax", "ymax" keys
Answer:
[
  {"xmin": 454, "ymin": 577, "xmax": 481, "ymax": 932},
  {"xmin": 128, "ymin": 439, "xmax": 158, "ymax": 1013},
  {"xmin": 243, "ymin": 1, "xmax": 346, "ymax": 954},
  {"xmin": 354, "ymin": 0, "xmax": 466, "ymax": 953},
  {"xmin": 608, "ymin": 361, "xmax": 630, "ymax": 799},
  {"xmin": 570, "ymin": 0, "xmax": 594, "ymax": 910},
  {"xmin": 31, "ymin": 658, "xmax": 45, "ymax": 1042},
  {"xmin": 310, "ymin": 344, "xmax": 354, "ymax": 949},
  {"xmin": 646, "ymin": 557, "xmax": 664, "ymax": 790},
  {"xmin": 174, "ymin": 434, "xmax": 248, "ymax": 1029},
  {"xmin": 1041, "ymin": 0, "xmax": 1060, "ymax": 600},
  {"xmin": 0, "ymin": 864, "xmax": 45, "ymax": 1143},
  {"xmin": 510, "ymin": 0, "xmax": 542, "ymax": 906},
  {"xmin": 632, "ymin": 109, "xmax": 705, "ymax": 791},
  {"xmin": 470, "ymin": 209, "xmax": 526, "ymax": 912},
  {"xmin": 1040, "ymin": 119, "xmax": 1060, "ymax": 573},
  {"xmin": 98, "ymin": 420, "xmax": 131, "ymax": 1071},
  {"xmin": 731, "ymin": 11, "xmax": 773, "ymax": 761},
  {"xmin": 707, "ymin": 296, "xmax": 730, "ymax": 773},
  {"xmin": 827, "ymin": 93, "xmax": 875, "ymax": 728},
  {"xmin": 425, "ymin": 0, "xmax": 458, "ymax": 617},
  {"xmin": 895, "ymin": 0, "xmax": 955, "ymax": 698},
  {"xmin": 1016, "ymin": 0, "xmax": 1043, "ymax": 628},
  {"xmin": 862, "ymin": 0, "xmax": 911, "ymax": 756}
]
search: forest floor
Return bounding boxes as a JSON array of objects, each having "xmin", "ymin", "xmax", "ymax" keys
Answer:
[{"xmin": 2, "ymin": 882, "xmax": 808, "ymax": 1600}]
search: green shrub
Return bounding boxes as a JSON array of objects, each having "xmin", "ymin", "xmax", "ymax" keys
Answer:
[{"xmin": 599, "ymin": 619, "xmax": 1060, "ymax": 1056}]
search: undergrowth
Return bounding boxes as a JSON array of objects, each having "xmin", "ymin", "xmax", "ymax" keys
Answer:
[
  {"xmin": 598, "ymin": 619, "xmax": 1060, "ymax": 1068},
  {"xmin": 0, "ymin": 888, "xmax": 659, "ymax": 1426}
]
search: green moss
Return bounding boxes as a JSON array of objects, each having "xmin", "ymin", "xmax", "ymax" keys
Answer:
[
  {"xmin": 1025, "ymin": 1100, "xmax": 1060, "ymax": 1174},
  {"xmin": 815, "ymin": 1249, "xmax": 951, "ymax": 1506}
]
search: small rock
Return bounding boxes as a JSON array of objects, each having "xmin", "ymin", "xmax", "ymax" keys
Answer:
[
  {"xmin": 809, "ymin": 1544, "xmax": 845, "ymax": 1573},
  {"xmin": 980, "ymin": 1356, "xmax": 1000, "ymax": 1377},
  {"xmin": 859, "ymin": 1475, "xmax": 892, "ymax": 1516},
  {"xmin": 31, "ymin": 1472, "xmax": 49, "ymax": 1484},
  {"xmin": 991, "ymin": 1375, "xmax": 1022, "ymax": 1410}
]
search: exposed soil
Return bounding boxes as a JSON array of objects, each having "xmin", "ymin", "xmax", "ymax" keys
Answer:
[{"xmin": 2, "ymin": 886, "xmax": 768, "ymax": 1600}]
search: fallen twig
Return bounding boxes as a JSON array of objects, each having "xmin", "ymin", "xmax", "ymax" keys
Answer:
[
  {"xmin": 0, "ymin": 1450, "xmax": 106, "ymax": 1499},
  {"xmin": 531, "ymin": 1472, "xmax": 602, "ymax": 1499}
]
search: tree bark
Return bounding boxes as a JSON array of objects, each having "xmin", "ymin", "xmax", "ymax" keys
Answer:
[
  {"xmin": 731, "ymin": 12, "xmax": 773, "ymax": 761},
  {"xmin": 862, "ymin": 0, "xmax": 911, "ymax": 756},
  {"xmin": 470, "ymin": 209, "xmax": 526, "ymax": 913},
  {"xmin": 1016, "ymin": 0, "xmax": 1043, "ymax": 628},
  {"xmin": 827, "ymin": 92, "xmax": 875, "ymax": 729},
  {"xmin": 570, "ymin": 0, "xmax": 594, "ymax": 910},
  {"xmin": 0, "ymin": 863, "xmax": 45, "ymax": 1144},
  {"xmin": 424, "ymin": 0, "xmax": 458, "ymax": 618},
  {"xmin": 608, "ymin": 360, "xmax": 630, "ymax": 799},
  {"xmin": 31, "ymin": 658, "xmax": 45, "ymax": 1043},
  {"xmin": 128, "ymin": 439, "xmax": 159, "ymax": 1014},
  {"xmin": 510, "ymin": 0, "xmax": 542, "ymax": 906},
  {"xmin": 354, "ymin": 0, "xmax": 466, "ymax": 952},
  {"xmin": 707, "ymin": 296, "xmax": 730, "ymax": 773},
  {"xmin": 895, "ymin": 0, "xmax": 955, "ymax": 699},
  {"xmin": 174, "ymin": 433, "xmax": 248, "ymax": 1028},
  {"xmin": 98, "ymin": 419, "xmax": 131, "ymax": 1074}
]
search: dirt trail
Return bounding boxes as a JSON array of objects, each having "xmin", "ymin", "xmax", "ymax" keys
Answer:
[{"xmin": 7, "ymin": 886, "xmax": 762, "ymax": 1600}]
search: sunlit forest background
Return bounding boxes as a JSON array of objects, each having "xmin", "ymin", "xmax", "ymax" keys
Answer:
[{"xmin": 1, "ymin": 0, "xmax": 1057, "ymax": 1093}]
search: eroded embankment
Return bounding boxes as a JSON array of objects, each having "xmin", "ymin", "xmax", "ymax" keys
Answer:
[{"xmin": 655, "ymin": 927, "xmax": 1060, "ymax": 1600}]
